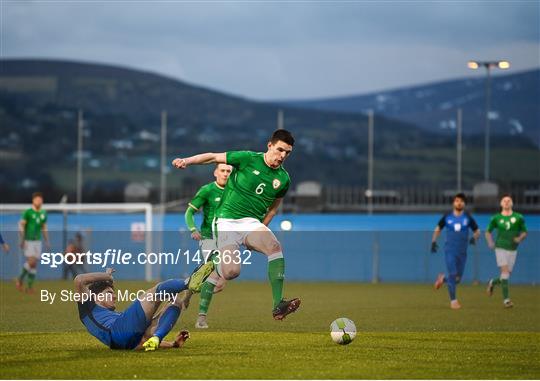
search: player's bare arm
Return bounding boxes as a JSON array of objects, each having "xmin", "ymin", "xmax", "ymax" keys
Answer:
[
  {"xmin": 172, "ymin": 152, "xmax": 227, "ymax": 169},
  {"xmin": 42, "ymin": 223, "xmax": 50, "ymax": 248},
  {"xmin": 74, "ymin": 268, "xmax": 115, "ymax": 293},
  {"xmin": 514, "ymin": 231, "xmax": 527, "ymax": 244},
  {"xmin": 262, "ymin": 198, "xmax": 283, "ymax": 226},
  {"xmin": 18, "ymin": 219, "xmax": 26, "ymax": 248},
  {"xmin": 485, "ymin": 231, "xmax": 495, "ymax": 249}
]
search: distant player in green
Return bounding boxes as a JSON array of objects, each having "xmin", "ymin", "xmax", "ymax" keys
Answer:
[
  {"xmin": 172, "ymin": 129, "xmax": 301, "ymax": 320},
  {"xmin": 185, "ymin": 163, "xmax": 232, "ymax": 328},
  {"xmin": 17, "ymin": 192, "xmax": 49, "ymax": 293},
  {"xmin": 485, "ymin": 194, "xmax": 528, "ymax": 308}
]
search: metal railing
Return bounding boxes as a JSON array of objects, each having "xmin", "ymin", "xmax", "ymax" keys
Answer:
[{"xmin": 166, "ymin": 185, "xmax": 540, "ymax": 213}]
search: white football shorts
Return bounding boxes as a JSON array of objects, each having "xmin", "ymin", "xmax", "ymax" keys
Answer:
[
  {"xmin": 495, "ymin": 248, "xmax": 517, "ymax": 272},
  {"xmin": 23, "ymin": 240, "xmax": 42, "ymax": 259}
]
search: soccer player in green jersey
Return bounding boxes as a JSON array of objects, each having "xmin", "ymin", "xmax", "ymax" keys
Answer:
[
  {"xmin": 17, "ymin": 192, "xmax": 50, "ymax": 293},
  {"xmin": 185, "ymin": 163, "xmax": 232, "ymax": 328},
  {"xmin": 172, "ymin": 129, "xmax": 301, "ymax": 320},
  {"xmin": 485, "ymin": 194, "xmax": 528, "ymax": 308}
]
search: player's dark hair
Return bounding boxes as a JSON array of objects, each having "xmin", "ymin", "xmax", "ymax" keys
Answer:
[
  {"xmin": 89, "ymin": 280, "xmax": 114, "ymax": 295},
  {"xmin": 454, "ymin": 193, "xmax": 467, "ymax": 203},
  {"xmin": 32, "ymin": 192, "xmax": 43, "ymax": 200},
  {"xmin": 500, "ymin": 193, "xmax": 513, "ymax": 201},
  {"xmin": 270, "ymin": 129, "xmax": 295, "ymax": 146}
]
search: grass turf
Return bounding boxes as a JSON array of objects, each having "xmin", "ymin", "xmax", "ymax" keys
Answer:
[{"xmin": 1, "ymin": 280, "xmax": 539, "ymax": 379}]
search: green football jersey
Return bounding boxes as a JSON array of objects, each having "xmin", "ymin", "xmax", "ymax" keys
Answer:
[
  {"xmin": 21, "ymin": 208, "xmax": 47, "ymax": 241},
  {"xmin": 216, "ymin": 151, "xmax": 290, "ymax": 222},
  {"xmin": 188, "ymin": 182, "xmax": 225, "ymax": 239},
  {"xmin": 487, "ymin": 212, "xmax": 527, "ymax": 251}
]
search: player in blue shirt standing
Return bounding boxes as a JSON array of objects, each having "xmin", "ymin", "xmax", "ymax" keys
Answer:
[{"xmin": 431, "ymin": 193, "xmax": 480, "ymax": 309}]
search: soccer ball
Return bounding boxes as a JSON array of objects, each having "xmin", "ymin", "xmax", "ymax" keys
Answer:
[{"xmin": 330, "ymin": 317, "xmax": 356, "ymax": 345}]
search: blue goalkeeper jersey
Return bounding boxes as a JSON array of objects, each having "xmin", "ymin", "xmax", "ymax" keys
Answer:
[{"xmin": 437, "ymin": 212, "xmax": 478, "ymax": 253}]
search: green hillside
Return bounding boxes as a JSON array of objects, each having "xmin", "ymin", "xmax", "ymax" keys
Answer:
[{"xmin": 1, "ymin": 59, "xmax": 538, "ymax": 202}]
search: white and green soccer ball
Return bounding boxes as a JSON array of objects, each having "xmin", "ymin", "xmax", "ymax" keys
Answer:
[{"xmin": 330, "ymin": 317, "xmax": 356, "ymax": 345}]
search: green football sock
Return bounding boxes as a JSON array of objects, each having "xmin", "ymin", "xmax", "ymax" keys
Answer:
[
  {"xmin": 268, "ymin": 257, "xmax": 285, "ymax": 309},
  {"xmin": 19, "ymin": 268, "xmax": 28, "ymax": 281},
  {"xmin": 491, "ymin": 277, "xmax": 501, "ymax": 286},
  {"xmin": 501, "ymin": 279, "xmax": 509, "ymax": 299},
  {"xmin": 199, "ymin": 281, "xmax": 215, "ymax": 315},
  {"xmin": 27, "ymin": 273, "xmax": 36, "ymax": 289}
]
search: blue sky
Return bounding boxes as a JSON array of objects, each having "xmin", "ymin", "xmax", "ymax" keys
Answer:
[{"xmin": 2, "ymin": 1, "xmax": 539, "ymax": 100}]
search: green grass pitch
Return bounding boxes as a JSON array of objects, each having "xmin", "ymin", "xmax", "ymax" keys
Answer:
[{"xmin": 1, "ymin": 281, "xmax": 539, "ymax": 379}]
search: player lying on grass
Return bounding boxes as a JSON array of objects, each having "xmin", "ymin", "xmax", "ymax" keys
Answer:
[
  {"xmin": 74, "ymin": 261, "xmax": 214, "ymax": 351},
  {"xmin": 431, "ymin": 193, "xmax": 480, "ymax": 309},
  {"xmin": 185, "ymin": 163, "xmax": 232, "ymax": 329},
  {"xmin": 485, "ymin": 194, "xmax": 527, "ymax": 308},
  {"xmin": 173, "ymin": 129, "xmax": 300, "ymax": 320}
]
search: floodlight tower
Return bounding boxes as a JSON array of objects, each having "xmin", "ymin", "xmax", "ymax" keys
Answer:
[{"xmin": 467, "ymin": 60, "xmax": 510, "ymax": 181}]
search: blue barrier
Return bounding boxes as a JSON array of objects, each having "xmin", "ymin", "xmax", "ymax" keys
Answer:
[{"xmin": 1, "ymin": 213, "xmax": 538, "ymax": 284}]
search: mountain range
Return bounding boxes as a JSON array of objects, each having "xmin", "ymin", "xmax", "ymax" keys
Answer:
[
  {"xmin": 285, "ymin": 69, "xmax": 540, "ymax": 146},
  {"xmin": 0, "ymin": 59, "xmax": 538, "ymax": 203}
]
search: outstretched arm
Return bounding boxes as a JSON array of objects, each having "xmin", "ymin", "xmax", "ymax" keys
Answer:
[
  {"xmin": 74, "ymin": 268, "xmax": 114, "ymax": 293},
  {"xmin": 172, "ymin": 153, "xmax": 227, "ymax": 169}
]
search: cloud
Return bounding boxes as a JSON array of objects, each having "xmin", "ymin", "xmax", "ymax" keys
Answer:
[{"xmin": 2, "ymin": 1, "xmax": 539, "ymax": 99}]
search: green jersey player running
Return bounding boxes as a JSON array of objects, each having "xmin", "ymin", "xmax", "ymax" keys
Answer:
[
  {"xmin": 185, "ymin": 163, "xmax": 232, "ymax": 328},
  {"xmin": 172, "ymin": 129, "xmax": 301, "ymax": 320},
  {"xmin": 17, "ymin": 192, "xmax": 50, "ymax": 293},
  {"xmin": 485, "ymin": 194, "xmax": 528, "ymax": 308}
]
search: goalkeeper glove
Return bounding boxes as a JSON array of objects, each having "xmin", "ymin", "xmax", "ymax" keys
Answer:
[{"xmin": 430, "ymin": 242, "xmax": 438, "ymax": 253}]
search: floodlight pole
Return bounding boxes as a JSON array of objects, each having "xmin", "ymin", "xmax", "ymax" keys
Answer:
[
  {"xmin": 60, "ymin": 195, "xmax": 68, "ymax": 253},
  {"xmin": 467, "ymin": 60, "xmax": 510, "ymax": 182},
  {"xmin": 155, "ymin": 110, "xmax": 168, "ymax": 281},
  {"xmin": 367, "ymin": 109, "xmax": 374, "ymax": 215},
  {"xmin": 484, "ymin": 65, "xmax": 492, "ymax": 182},
  {"xmin": 76, "ymin": 109, "xmax": 83, "ymax": 204},
  {"xmin": 160, "ymin": 110, "xmax": 167, "ymax": 207},
  {"xmin": 277, "ymin": 109, "xmax": 284, "ymax": 214},
  {"xmin": 277, "ymin": 109, "xmax": 284, "ymax": 130},
  {"xmin": 457, "ymin": 108, "xmax": 462, "ymax": 192}
]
